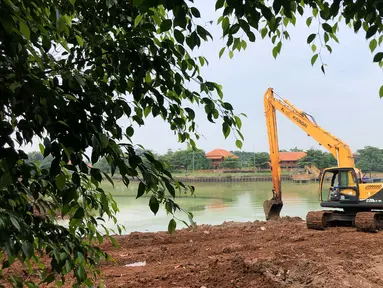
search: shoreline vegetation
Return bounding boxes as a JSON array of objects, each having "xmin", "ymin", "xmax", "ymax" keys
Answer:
[{"xmin": 109, "ymin": 170, "xmax": 383, "ymax": 183}]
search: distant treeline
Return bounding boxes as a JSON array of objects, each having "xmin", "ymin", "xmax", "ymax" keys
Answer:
[{"xmin": 26, "ymin": 146, "xmax": 383, "ymax": 174}]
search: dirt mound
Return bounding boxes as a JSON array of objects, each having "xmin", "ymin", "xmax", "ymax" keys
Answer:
[
  {"xmin": 93, "ymin": 217, "xmax": 383, "ymax": 288},
  {"xmin": 4, "ymin": 217, "xmax": 383, "ymax": 287}
]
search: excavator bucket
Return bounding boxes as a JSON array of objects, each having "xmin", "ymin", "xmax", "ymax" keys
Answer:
[{"xmin": 263, "ymin": 199, "xmax": 283, "ymax": 220}]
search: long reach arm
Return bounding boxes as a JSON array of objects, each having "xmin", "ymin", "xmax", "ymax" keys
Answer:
[{"xmin": 263, "ymin": 88, "xmax": 357, "ymax": 220}]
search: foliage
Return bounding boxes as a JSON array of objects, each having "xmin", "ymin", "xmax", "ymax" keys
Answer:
[
  {"xmin": 158, "ymin": 148, "xmax": 211, "ymax": 172},
  {"xmin": 1, "ymin": 0, "xmax": 243, "ymax": 286},
  {"xmin": 232, "ymin": 151, "xmax": 270, "ymax": 168},
  {"xmin": 290, "ymin": 147, "xmax": 304, "ymax": 152},
  {"xmin": 297, "ymin": 149, "xmax": 337, "ymax": 169},
  {"xmin": 1, "ymin": 0, "xmax": 382, "ymax": 286},
  {"xmin": 356, "ymin": 146, "xmax": 383, "ymax": 172},
  {"xmin": 215, "ymin": 0, "xmax": 383, "ymax": 97},
  {"xmin": 220, "ymin": 157, "xmax": 240, "ymax": 169}
]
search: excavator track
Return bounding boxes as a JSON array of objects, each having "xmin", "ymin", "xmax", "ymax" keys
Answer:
[
  {"xmin": 306, "ymin": 210, "xmax": 333, "ymax": 230},
  {"xmin": 355, "ymin": 212, "xmax": 383, "ymax": 233}
]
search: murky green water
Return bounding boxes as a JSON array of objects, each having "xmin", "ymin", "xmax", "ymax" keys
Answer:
[{"xmin": 100, "ymin": 180, "xmax": 323, "ymax": 234}]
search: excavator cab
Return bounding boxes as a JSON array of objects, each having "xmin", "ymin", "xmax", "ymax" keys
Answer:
[{"xmin": 319, "ymin": 167, "xmax": 359, "ymax": 205}]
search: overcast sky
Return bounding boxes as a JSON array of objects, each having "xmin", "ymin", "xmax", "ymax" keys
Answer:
[{"xmin": 21, "ymin": 2, "xmax": 383, "ymax": 156}]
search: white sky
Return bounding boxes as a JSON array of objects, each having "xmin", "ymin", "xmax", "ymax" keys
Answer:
[{"xmin": 20, "ymin": 2, "xmax": 383, "ymax": 156}]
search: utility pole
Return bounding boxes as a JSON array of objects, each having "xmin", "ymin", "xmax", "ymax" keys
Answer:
[{"xmin": 192, "ymin": 150, "xmax": 195, "ymax": 172}]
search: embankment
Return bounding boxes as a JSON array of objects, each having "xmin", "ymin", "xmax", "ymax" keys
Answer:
[
  {"xmin": 114, "ymin": 175, "xmax": 292, "ymax": 183},
  {"xmin": 174, "ymin": 175, "xmax": 291, "ymax": 183}
]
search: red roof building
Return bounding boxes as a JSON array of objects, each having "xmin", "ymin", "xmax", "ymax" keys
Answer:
[
  {"xmin": 205, "ymin": 149, "xmax": 238, "ymax": 169},
  {"xmin": 278, "ymin": 151, "xmax": 307, "ymax": 168}
]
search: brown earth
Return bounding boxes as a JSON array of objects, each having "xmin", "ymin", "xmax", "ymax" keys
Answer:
[
  {"xmin": 93, "ymin": 216, "xmax": 383, "ymax": 288},
  {"xmin": 4, "ymin": 216, "xmax": 383, "ymax": 287}
]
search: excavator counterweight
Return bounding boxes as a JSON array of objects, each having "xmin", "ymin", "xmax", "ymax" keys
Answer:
[{"xmin": 263, "ymin": 87, "xmax": 383, "ymax": 232}]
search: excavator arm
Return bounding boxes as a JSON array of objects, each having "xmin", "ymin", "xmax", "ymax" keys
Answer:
[{"xmin": 263, "ymin": 88, "xmax": 359, "ymax": 220}]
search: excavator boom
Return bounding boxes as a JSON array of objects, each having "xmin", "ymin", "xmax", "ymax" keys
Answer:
[
  {"xmin": 263, "ymin": 89, "xmax": 283, "ymax": 220},
  {"xmin": 263, "ymin": 88, "xmax": 359, "ymax": 220}
]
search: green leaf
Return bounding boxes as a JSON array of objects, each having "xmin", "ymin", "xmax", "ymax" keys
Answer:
[
  {"xmin": 10, "ymin": 216, "xmax": 20, "ymax": 231},
  {"xmin": 215, "ymin": 0, "xmax": 225, "ymax": 10},
  {"xmin": 199, "ymin": 56, "xmax": 205, "ymax": 66},
  {"xmin": 149, "ymin": 195, "xmax": 159, "ymax": 215},
  {"xmin": 380, "ymin": 85, "xmax": 383, "ymax": 98},
  {"xmin": 160, "ymin": 19, "xmax": 172, "ymax": 32},
  {"xmin": 73, "ymin": 207, "xmax": 85, "ymax": 219},
  {"xmin": 76, "ymin": 266, "xmax": 86, "ymax": 282},
  {"xmin": 126, "ymin": 126, "xmax": 134, "ymax": 137},
  {"xmin": 75, "ymin": 35, "xmax": 84, "ymax": 47},
  {"xmin": 234, "ymin": 116, "xmax": 242, "ymax": 129},
  {"xmin": 306, "ymin": 17, "xmax": 312, "ymax": 27},
  {"xmin": 307, "ymin": 33, "xmax": 316, "ymax": 44},
  {"xmin": 102, "ymin": 172, "xmax": 114, "ymax": 187},
  {"xmin": 42, "ymin": 274, "xmax": 56, "ymax": 284},
  {"xmin": 222, "ymin": 17, "xmax": 229, "ymax": 33},
  {"xmin": 0, "ymin": 173, "xmax": 12, "ymax": 188},
  {"xmin": 321, "ymin": 64, "xmax": 326, "ymax": 74},
  {"xmin": 366, "ymin": 25, "xmax": 378, "ymax": 39},
  {"xmin": 261, "ymin": 27, "xmax": 268, "ymax": 38},
  {"xmin": 322, "ymin": 23, "xmax": 333, "ymax": 33},
  {"xmin": 241, "ymin": 40, "xmax": 247, "ymax": 50},
  {"xmin": 235, "ymin": 140, "xmax": 243, "ymax": 149},
  {"xmin": 137, "ymin": 182, "xmax": 146, "ymax": 198},
  {"xmin": 229, "ymin": 50, "xmax": 234, "ymax": 59},
  {"xmin": 133, "ymin": 0, "xmax": 143, "ymax": 6},
  {"xmin": 311, "ymin": 54, "xmax": 318, "ymax": 66},
  {"xmin": 219, "ymin": 47, "xmax": 225, "ymax": 58},
  {"xmin": 165, "ymin": 181, "xmax": 176, "ymax": 197},
  {"xmin": 311, "ymin": 44, "xmax": 317, "ymax": 52},
  {"xmin": 168, "ymin": 218, "xmax": 177, "ymax": 234},
  {"xmin": 19, "ymin": 21, "xmax": 30, "ymax": 40},
  {"xmin": 369, "ymin": 39, "xmax": 377, "ymax": 53},
  {"xmin": 55, "ymin": 174, "xmax": 66, "ymax": 191},
  {"xmin": 22, "ymin": 241, "xmax": 33, "ymax": 259},
  {"xmin": 39, "ymin": 143, "xmax": 45, "ymax": 155},
  {"xmin": 190, "ymin": 7, "xmax": 200, "ymax": 18},
  {"xmin": 222, "ymin": 122, "xmax": 230, "ymax": 138},
  {"xmin": 134, "ymin": 15, "xmax": 143, "ymax": 27},
  {"xmin": 174, "ymin": 29, "xmax": 184, "ymax": 44},
  {"xmin": 373, "ymin": 52, "xmax": 383, "ymax": 62}
]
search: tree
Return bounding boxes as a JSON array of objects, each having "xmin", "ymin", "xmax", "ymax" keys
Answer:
[
  {"xmin": 158, "ymin": 148, "xmax": 211, "ymax": 172},
  {"xmin": 251, "ymin": 152, "xmax": 271, "ymax": 168},
  {"xmin": 356, "ymin": 146, "xmax": 383, "ymax": 172},
  {"xmin": 1, "ymin": 0, "xmax": 382, "ymax": 286},
  {"xmin": 297, "ymin": 149, "xmax": 337, "ymax": 169},
  {"xmin": 221, "ymin": 157, "xmax": 240, "ymax": 169},
  {"xmin": 290, "ymin": 147, "xmax": 304, "ymax": 152},
  {"xmin": 231, "ymin": 151, "xmax": 253, "ymax": 167}
]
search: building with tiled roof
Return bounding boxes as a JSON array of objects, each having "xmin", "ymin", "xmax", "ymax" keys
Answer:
[
  {"xmin": 278, "ymin": 151, "xmax": 307, "ymax": 168},
  {"xmin": 205, "ymin": 149, "xmax": 238, "ymax": 169}
]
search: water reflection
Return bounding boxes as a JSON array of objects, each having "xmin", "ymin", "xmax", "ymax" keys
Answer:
[{"xmin": 99, "ymin": 180, "xmax": 323, "ymax": 234}]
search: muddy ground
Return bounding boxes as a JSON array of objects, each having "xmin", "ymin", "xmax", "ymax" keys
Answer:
[{"xmin": 93, "ymin": 216, "xmax": 383, "ymax": 288}]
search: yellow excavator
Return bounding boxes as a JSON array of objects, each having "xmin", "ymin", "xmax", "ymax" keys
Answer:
[{"xmin": 263, "ymin": 87, "xmax": 383, "ymax": 232}]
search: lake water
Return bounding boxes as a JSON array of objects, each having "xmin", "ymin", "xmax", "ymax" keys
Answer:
[{"xmin": 100, "ymin": 180, "xmax": 323, "ymax": 234}]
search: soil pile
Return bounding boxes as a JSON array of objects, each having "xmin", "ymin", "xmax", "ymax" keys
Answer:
[{"xmin": 96, "ymin": 216, "xmax": 383, "ymax": 288}]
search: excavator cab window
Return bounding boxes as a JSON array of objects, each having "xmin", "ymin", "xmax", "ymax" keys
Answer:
[{"xmin": 320, "ymin": 168, "xmax": 359, "ymax": 202}]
